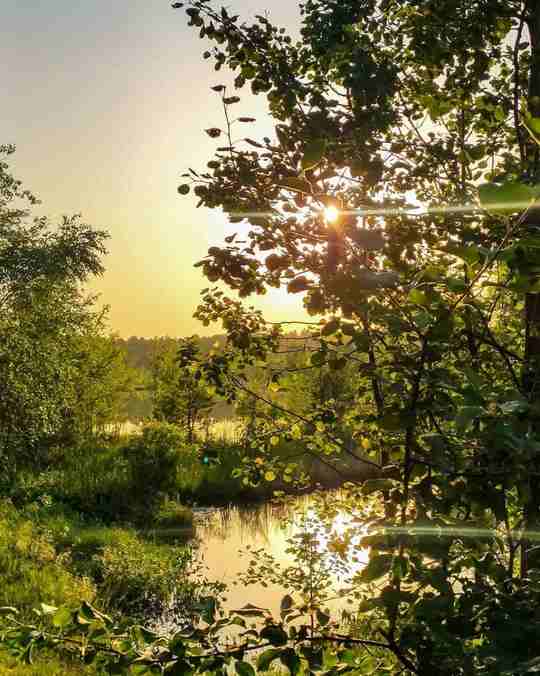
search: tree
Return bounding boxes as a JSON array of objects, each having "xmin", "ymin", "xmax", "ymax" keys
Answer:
[
  {"xmin": 173, "ymin": 0, "xmax": 540, "ymax": 672},
  {"xmin": 0, "ymin": 145, "xmax": 106, "ymax": 298},
  {"xmin": 151, "ymin": 337, "xmax": 215, "ymax": 442},
  {"xmin": 0, "ymin": 145, "xmax": 109, "ymax": 470},
  {"xmin": 57, "ymin": 331, "xmax": 140, "ymax": 443}
]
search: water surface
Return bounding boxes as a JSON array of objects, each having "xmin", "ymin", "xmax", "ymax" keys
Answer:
[{"xmin": 193, "ymin": 494, "xmax": 368, "ymax": 616}]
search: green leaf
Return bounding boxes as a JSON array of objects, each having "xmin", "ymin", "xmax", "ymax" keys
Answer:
[
  {"xmin": 310, "ymin": 351, "xmax": 326, "ymax": 367},
  {"xmin": 443, "ymin": 244, "xmax": 482, "ymax": 265},
  {"xmin": 408, "ymin": 289, "xmax": 428, "ymax": 306},
  {"xmin": 0, "ymin": 606, "xmax": 19, "ymax": 616},
  {"xmin": 360, "ymin": 553, "xmax": 393, "ymax": 582},
  {"xmin": 464, "ymin": 367, "xmax": 484, "ymax": 391},
  {"xmin": 499, "ymin": 399, "xmax": 529, "ymax": 415},
  {"xmin": 527, "ymin": 116, "xmax": 540, "ymax": 134},
  {"xmin": 257, "ymin": 648, "xmax": 282, "ymax": 671},
  {"xmin": 77, "ymin": 601, "xmax": 111, "ymax": 626},
  {"xmin": 523, "ymin": 113, "xmax": 540, "ymax": 145},
  {"xmin": 446, "ymin": 277, "xmax": 467, "ymax": 293},
  {"xmin": 260, "ymin": 624, "xmax": 288, "ymax": 646},
  {"xmin": 322, "ymin": 318, "xmax": 340, "ymax": 336},
  {"xmin": 379, "ymin": 413, "xmax": 402, "ymax": 431},
  {"xmin": 40, "ymin": 603, "xmax": 58, "ymax": 615},
  {"xmin": 53, "ymin": 607, "xmax": 73, "ymax": 628},
  {"xmin": 134, "ymin": 626, "xmax": 159, "ymax": 644},
  {"xmin": 301, "ymin": 139, "xmax": 326, "ymax": 170},
  {"xmin": 22, "ymin": 643, "xmax": 34, "ymax": 666},
  {"xmin": 279, "ymin": 647, "xmax": 301, "ymax": 675},
  {"xmin": 455, "ymin": 405, "xmax": 484, "ymax": 433},
  {"xmin": 301, "ymin": 645, "xmax": 324, "ymax": 670},
  {"xmin": 361, "ymin": 478, "xmax": 394, "ymax": 495},
  {"xmin": 392, "ymin": 555, "xmax": 410, "ymax": 581},
  {"xmin": 381, "ymin": 585, "xmax": 408, "ymax": 610},
  {"xmin": 235, "ymin": 661, "xmax": 256, "ymax": 676},
  {"xmin": 338, "ymin": 649, "xmax": 358, "ymax": 666},
  {"xmin": 316, "ymin": 608, "xmax": 330, "ymax": 627},
  {"xmin": 131, "ymin": 666, "xmax": 155, "ymax": 676}
]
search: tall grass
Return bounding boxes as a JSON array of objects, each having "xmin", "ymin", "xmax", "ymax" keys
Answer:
[{"xmin": 196, "ymin": 417, "xmax": 246, "ymax": 444}]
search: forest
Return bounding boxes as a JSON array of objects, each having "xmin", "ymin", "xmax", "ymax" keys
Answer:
[{"xmin": 3, "ymin": 0, "xmax": 540, "ymax": 674}]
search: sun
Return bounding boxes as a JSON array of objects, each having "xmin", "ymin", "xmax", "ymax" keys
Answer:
[{"xmin": 324, "ymin": 206, "xmax": 339, "ymax": 223}]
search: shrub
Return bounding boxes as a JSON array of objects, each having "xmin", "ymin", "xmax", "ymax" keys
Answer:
[
  {"xmin": 94, "ymin": 529, "xmax": 195, "ymax": 619},
  {"xmin": 11, "ymin": 442, "xmax": 132, "ymax": 523},
  {"xmin": 152, "ymin": 499, "xmax": 194, "ymax": 530},
  {"xmin": 54, "ymin": 442, "xmax": 131, "ymax": 522},
  {"xmin": 191, "ymin": 441, "xmax": 258, "ymax": 505},
  {"xmin": 123, "ymin": 422, "xmax": 198, "ymax": 513}
]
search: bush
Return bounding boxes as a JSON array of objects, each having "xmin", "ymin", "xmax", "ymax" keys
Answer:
[
  {"xmin": 56, "ymin": 442, "xmax": 131, "ymax": 522},
  {"xmin": 152, "ymin": 499, "xmax": 194, "ymax": 530},
  {"xmin": 10, "ymin": 428, "xmax": 205, "ymax": 524},
  {"xmin": 123, "ymin": 422, "xmax": 199, "ymax": 513},
  {"xmin": 94, "ymin": 529, "xmax": 196, "ymax": 619},
  {"xmin": 188, "ymin": 441, "xmax": 262, "ymax": 505}
]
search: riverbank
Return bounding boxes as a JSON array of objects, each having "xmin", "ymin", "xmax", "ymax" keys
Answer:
[
  {"xmin": 0, "ymin": 494, "xmax": 210, "ymax": 673},
  {"xmin": 21, "ymin": 423, "xmax": 375, "ymax": 513}
]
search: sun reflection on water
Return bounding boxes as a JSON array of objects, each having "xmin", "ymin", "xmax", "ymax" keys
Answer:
[{"xmin": 194, "ymin": 495, "xmax": 369, "ymax": 616}]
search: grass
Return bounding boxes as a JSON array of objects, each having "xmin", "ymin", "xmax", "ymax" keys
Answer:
[
  {"xmin": 0, "ymin": 494, "xmax": 199, "ymax": 618},
  {"xmin": 0, "ymin": 501, "xmax": 96, "ymax": 618},
  {"xmin": 0, "ymin": 495, "xmax": 209, "ymax": 671},
  {"xmin": 151, "ymin": 498, "xmax": 194, "ymax": 529},
  {"xmin": 0, "ymin": 652, "xmax": 95, "ymax": 675},
  {"xmin": 196, "ymin": 418, "xmax": 245, "ymax": 444}
]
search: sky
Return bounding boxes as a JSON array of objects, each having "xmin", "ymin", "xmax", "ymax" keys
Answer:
[{"xmin": 2, "ymin": 0, "xmax": 305, "ymax": 337}]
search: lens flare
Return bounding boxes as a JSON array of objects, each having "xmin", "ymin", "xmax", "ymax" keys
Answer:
[
  {"xmin": 324, "ymin": 206, "xmax": 339, "ymax": 223},
  {"xmin": 229, "ymin": 200, "xmax": 537, "ymax": 222}
]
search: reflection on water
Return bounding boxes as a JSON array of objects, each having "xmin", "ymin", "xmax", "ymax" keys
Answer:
[{"xmin": 193, "ymin": 492, "xmax": 368, "ymax": 616}]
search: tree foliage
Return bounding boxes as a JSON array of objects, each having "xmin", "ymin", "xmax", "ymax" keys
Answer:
[
  {"xmin": 172, "ymin": 0, "xmax": 540, "ymax": 673},
  {"xmin": 151, "ymin": 338, "xmax": 215, "ymax": 442},
  {"xmin": 0, "ymin": 146, "xmax": 111, "ymax": 470}
]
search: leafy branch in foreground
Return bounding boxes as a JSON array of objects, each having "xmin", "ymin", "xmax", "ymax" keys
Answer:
[{"xmin": 0, "ymin": 597, "xmax": 408, "ymax": 675}]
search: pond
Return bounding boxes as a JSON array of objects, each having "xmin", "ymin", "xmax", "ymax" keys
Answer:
[{"xmin": 191, "ymin": 492, "xmax": 369, "ymax": 617}]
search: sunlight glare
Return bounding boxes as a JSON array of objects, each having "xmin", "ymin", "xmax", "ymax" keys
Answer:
[{"xmin": 324, "ymin": 206, "xmax": 339, "ymax": 223}]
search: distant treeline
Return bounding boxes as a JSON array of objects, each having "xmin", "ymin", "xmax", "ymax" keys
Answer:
[
  {"xmin": 114, "ymin": 335, "xmax": 231, "ymax": 421},
  {"xmin": 114, "ymin": 335, "xmax": 227, "ymax": 372},
  {"xmin": 114, "ymin": 333, "xmax": 317, "ymax": 423}
]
